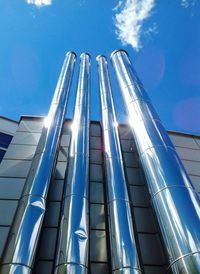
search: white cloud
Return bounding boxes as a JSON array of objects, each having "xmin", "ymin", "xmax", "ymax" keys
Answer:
[
  {"xmin": 181, "ymin": 0, "xmax": 190, "ymax": 7},
  {"xmin": 26, "ymin": 0, "xmax": 52, "ymax": 7},
  {"xmin": 113, "ymin": 0, "xmax": 155, "ymax": 51},
  {"xmin": 181, "ymin": 0, "xmax": 197, "ymax": 8}
]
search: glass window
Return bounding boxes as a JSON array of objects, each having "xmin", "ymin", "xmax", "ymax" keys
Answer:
[
  {"xmin": 0, "ymin": 132, "xmax": 12, "ymax": 148},
  {"xmin": 0, "ymin": 149, "xmax": 6, "ymax": 162}
]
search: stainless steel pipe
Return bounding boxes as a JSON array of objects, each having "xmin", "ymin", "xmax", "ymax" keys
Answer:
[
  {"xmin": 111, "ymin": 49, "xmax": 200, "ymax": 274},
  {"xmin": 97, "ymin": 55, "xmax": 142, "ymax": 274},
  {"xmin": 54, "ymin": 53, "xmax": 90, "ymax": 274},
  {"xmin": 0, "ymin": 52, "xmax": 76, "ymax": 274}
]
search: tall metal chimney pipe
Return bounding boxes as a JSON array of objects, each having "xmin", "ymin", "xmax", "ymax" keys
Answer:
[
  {"xmin": 0, "ymin": 52, "xmax": 76, "ymax": 274},
  {"xmin": 54, "ymin": 53, "xmax": 90, "ymax": 274},
  {"xmin": 97, "ymin": 55, "xmax": 142, "ymax": 274},
  {"xmin": 111, "ymin": 49, "xmax": 200, "ymax": 273}
]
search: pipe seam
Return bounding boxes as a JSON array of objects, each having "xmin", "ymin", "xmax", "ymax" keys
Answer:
[
  {"xmin": 139, "ymin": 144, "xmax": 177, "ymax": 158},
  {"xmin": 167, "ymin": 251, "xmax": 200, "ymax": 271},
  {"xmin": 151, "ymin": 185, "xmax": 198, "ymax": 200}
]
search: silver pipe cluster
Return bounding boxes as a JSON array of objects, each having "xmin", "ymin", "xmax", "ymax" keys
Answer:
[
  {"xmin": 0, "ymin": 52, "xmax": 76, "ymax": 274},
  {"xmin": 97, "ymin": 55, "xmax": 142, "ymax": 274},
  {"xmin": 54, "ymin": 53, "xmax": 90, "ymax": 274},
  {"xmin": 111, "ymin": 49, "xmax": 200, "ymax": 273}
]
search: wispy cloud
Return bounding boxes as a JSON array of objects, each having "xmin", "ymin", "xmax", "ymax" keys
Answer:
[
  {"xmin": 26, "ymin": 0, "xmax": 52, "ymax": 7},
  {"xmin": 181, "ymin": 0, "xmax": 197, "ymax": 8},
  {"xmin": 113, "ymin": 0, "xmax": 155, "ymax": 51}
]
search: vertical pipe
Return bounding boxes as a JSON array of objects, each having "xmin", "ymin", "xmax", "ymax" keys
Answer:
[
  {"xmin": 54, "ymin": 53, "xmax": 90, "ymax": 274},
  {"xmin": 97, "ymin": 55, "xmax": 142, "ymax": 274},
  {"xmin": 111, "ymin": 49, "xmax": 200, "ymax": 274},
  {"xmin": 0, "ymin": 52, "xmax": 76, "ymax": 274}
]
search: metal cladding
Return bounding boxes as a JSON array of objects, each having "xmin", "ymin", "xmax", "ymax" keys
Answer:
[
  {"xmin": 111, "ymin": 50, "xmax": 200, "ymax": 273},
  {"xmin": 0, "ymin": 52, "xmax": 76, "ymax": 274},
  {"xmin": 97, "ymin": 55, "xmax": 142, "ymax": 274},
  {"xmin": 54, "ymin": 53, "xmax": 90, "ymax": 274}
]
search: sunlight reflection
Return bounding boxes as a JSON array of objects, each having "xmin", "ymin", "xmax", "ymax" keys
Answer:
[{"xmin": 44, "ymin": 116, "xmax": 52, "ymax": 128}]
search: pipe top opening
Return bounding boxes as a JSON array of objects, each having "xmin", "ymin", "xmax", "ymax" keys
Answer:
[
  {"xmin": 96, "ymin": 54, "xmax": 107, "ymax": 62},
  {"xmin": 80, "ymin": 52, "xmax": 91, "ymax": 59},
  {"xmin": 66, "ymin": 51, "xmax": 77, "ymax": 58},
  {"xmin": 110, "ymin": 49, "xmax": 128, "ymax": 61}
]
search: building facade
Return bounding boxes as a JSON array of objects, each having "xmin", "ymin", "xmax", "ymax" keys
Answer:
[
  {"xmin": 0, "ymin": 51, "xmax": 199, "ymax": 274},
  {"xmin": 0, "ymin": 117, "xmax": 18, "ymax": 163},
  {"xmin": 0, "ymin": 117, "xmax": 200, "ymax": 274}
]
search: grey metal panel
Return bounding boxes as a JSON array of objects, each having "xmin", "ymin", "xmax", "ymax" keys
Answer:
[
  {"xmin": 90, "ymin": 230, "xmax": 108, "ymax": 262},
  {"xmin": 90, "ymin": 124, "xmax": 101, "ymax": 137},
  {"xmin": 144, "ymin": 266, "xmax": 167, "ymax": 274},
  {"xmin": 133, "ymin": 207, "xmax": 157, "ymax": 233},
  {"xmin": 35, "ymin": 261, "xmax": 53, "ymax": 274},
  {"xmin": 0, "ymin": 159, "xmax": 31, "ymax": 178},
  {"xmin": 126, "ymin": 167, "xmax": 145, "ymax": 186},
  {"xmin": 38, "ymin": 228, "xmax": 57, "ymax": 260},
  {"xmin": 45, "ymin": 202, "xmax": 61, "ymax": 227},
  {"xmin": 0, "ymin": 200, "xmax": 18, "ymax": 226},
  {"xmin": 111, "ymin": 50, "xmax": 200, "ymax": 273},
  {"xmin": 90, "ymin": 149, "xmax": 102, "ymax": 164},
  {"xmin": 60, "ymin": 134, "xmax": 71, "ymax": 147},
  {"xmin": 129, "ymin": 185, "xmax": 150, "ymax": 207},
  {"xmin": 175, "ymin": 146, "xmax": 200, "ymax": 162},
  {"xmin": 169, "ymin": 134, "xmax": 199, "ymax": 149},
  {"xmin": 194, "ymin": 137, "xmax": 200, "ymax": 149},
  {"xmin": 0, "ymin": 227, "xmax": 10, "ymax": 259},
  {"xmin": 90, "ymin": 136, "xmax": 102, "ymax": 150},
  {"xmin": 189, "ymin": 175, "xmax": 200, "ymax": 193},
  {"xmin": 55, "ymin": 162, "xmax": 67, "ymax": 179},
  {"xmin": 120, "ymin": 139, "xmax": 136, "ymax": 152},
  {"xmin": 49, "ymin": 180, "xmax": 64, "ymax": 201},
  {"xmin": 123, "ymin": 152, "xmax": 139, "ymax": 168},
  {"xmin": 90, "ymin": 204, "xmax": 105, "ymax": 229},
  {"xmin": 90, "ymin": 263, "xmax": 109, "ymax": 274},
  {"xmin": 118, "ymin": 126, "xmax": 133, "ymax": 140},
  {"xmin": 57, "ymin": 146, "xmax": 68, "ymax": 162},
  {"xmin": 138, "ymin": 234, "xmax": 166, "ymax": 265},
  {"xmin": 62, "ymin": 121, "xmax": 72, "ymax": 135},
  {"xmin": 90, "ymin": 164, "xmax": 103, "ymax": 182},
  {"xmin": 182, "ymin": 160, "xmax": 200, "ymax": 176},
  {"xmin": 0, "ymin": 178, "xmax": 25, "ymax": 199},
  {"xmin": 90, "ymin": 182, "xmax": 104, "ymax": 204},
  {"xmin": 17, "ymin": 119, "xmax": 44, "ymax": 133},
  {"xmin": 4, "ymin": 144, "xmax": 37, "ymax": 160},
  {"xmin": 11, "ymin": 132, "xmax": 41, "ymax": 145}
]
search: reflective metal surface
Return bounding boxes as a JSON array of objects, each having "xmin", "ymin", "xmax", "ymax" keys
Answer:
[
  {"xmin": 111, "ymin": 49, "xmax": 200, "ymax": 273},
  {"xmin": 97, "ymin": 55, "xmax": 142, "ymax": 274},
  {"xmin": 54, "ymin": 53, "xmax": 90, "ymax": 274},
  {"xmin": 0, "ymin": 52, "xmax": 76, "ymax": 274}
]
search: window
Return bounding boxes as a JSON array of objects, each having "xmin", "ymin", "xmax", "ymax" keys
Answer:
[
  {"xmin": 0, "ymin": 149, "xmax": 6, "ymax": 162},
  {"xmin": 0, "ymin": 132, "xmax": 13, "ymax": 149}
]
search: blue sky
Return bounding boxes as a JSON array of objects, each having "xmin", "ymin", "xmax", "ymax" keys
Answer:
[{"xmin": 0, "ymin": 0, "xmax": 200, "ymax": 134}]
